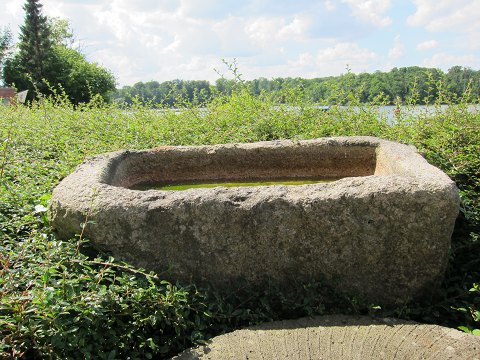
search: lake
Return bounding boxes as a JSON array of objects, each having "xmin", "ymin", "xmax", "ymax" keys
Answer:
[{"xmin": 152, "ymin": 104, "xmax": 479, "ymax": 124}]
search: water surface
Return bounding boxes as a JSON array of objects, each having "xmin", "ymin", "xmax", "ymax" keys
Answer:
[{"xmin": 137, "ymin": 179, "xmax": 337, "ymax": 191}]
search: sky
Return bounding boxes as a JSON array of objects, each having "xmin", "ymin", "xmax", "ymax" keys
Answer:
[{"xmin": 1, "ymin": 0, "xmax": 479, "ymax": 87}]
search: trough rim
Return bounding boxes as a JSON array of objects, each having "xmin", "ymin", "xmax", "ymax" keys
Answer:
[{"xmin": 59, "ymin": 136, "xmax": 456, "ymax": 199}]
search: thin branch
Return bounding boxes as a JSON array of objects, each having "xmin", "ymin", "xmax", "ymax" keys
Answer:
[{"xmin": 68, "ymin": 259, "xmax": 159, "ymax": 279}]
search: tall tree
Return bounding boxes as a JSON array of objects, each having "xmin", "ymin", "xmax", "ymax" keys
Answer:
[
  {"xmin": 4, "ymin": 0, "xmax": 57, "ymax": 94},
  {"xmin": 3, "ymin": 1, "xmax": 116, "ymax": 103},
  {"xmin": 20, "ymin": 0, "xmax": 53, "ymax": 81}
]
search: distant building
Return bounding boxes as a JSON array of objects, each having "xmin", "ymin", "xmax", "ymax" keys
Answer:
[
  {"xmin": 0, "ymin": 87, "xmax": 16, "ymax": 105},
  {"xmin": 0, "ymin": 88, "xmax": 28, "ymax": 105}
]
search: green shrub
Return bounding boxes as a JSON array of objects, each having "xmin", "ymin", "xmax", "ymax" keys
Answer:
[{"xmin": 1, "ymin": 77, "xmax": 479, "ymax": 358}]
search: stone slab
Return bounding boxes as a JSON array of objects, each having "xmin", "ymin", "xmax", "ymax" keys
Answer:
[{"xmin": 172, "ymin": 315, "xmax": 480, "ymax": 360}]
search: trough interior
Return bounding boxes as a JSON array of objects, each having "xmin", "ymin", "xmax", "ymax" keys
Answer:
[{"xmin": 105, "ymin": 143, "xmax": 389, "ymax": 189}]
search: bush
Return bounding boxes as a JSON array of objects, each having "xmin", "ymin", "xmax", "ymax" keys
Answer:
[{"xmin": 1, "ymin": 78, "xmax": 479, "ymax": 358}]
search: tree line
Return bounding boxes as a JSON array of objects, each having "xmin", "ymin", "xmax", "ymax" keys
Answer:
[
  {"xmin": 113, "ymin": 66, "xmax": 480, "ymax": 107},
  {"xmin": 113, "ymin": 79, "xmax": 213, "ymax": 107}
]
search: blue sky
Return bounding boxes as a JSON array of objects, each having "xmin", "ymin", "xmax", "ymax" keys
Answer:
[{"xmin": 2, "ymin": 0, "xmax": 479, "ymax": 86}]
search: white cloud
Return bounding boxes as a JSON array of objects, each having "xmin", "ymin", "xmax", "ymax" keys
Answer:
[
  {"xmin": 93, "ymin": 49, "xmax": 139, "ymax": 84},
  {"xmin": 178, "ymin": 0, "xmax": 244, "ymax": 19},
  {"xmin": 423, "ymin": 52, "xmax": 479, "ymax": 70},
  {"xmin": 342, "ymin": 0, "xmax": 392, "ymax": 27},
  {"xmin": 324, "ymin": 0, "xmax": 336, "ymax": 11},
  {"xmin": 5, "ymin": 0, "xmax": 23, "ymax": 18},
  {"xmin": 245, "ymin": 14, "xmax": 310, "ymax": 45},
  {"xmin": 388, "ymin": 35, "xmax": 404, "ymax": 60},
  {"xmin": 278, "ymin": 15, "xmax": 310, "ymax": 40},
  {"xmin": 245, "ymin": 17, "xmax": 285, "ymax": 44},
  {"xmin": 317, "ymin": 42, "xmax": 377, "ymax": 64},
  {"xmin": 212, "ymin": 16, "xmax": 257, "ymax": 56},
  {"xmin": 407, "ymin": 0, "xmax": 479, "ymax": 31},
  {"xmin": 289, "ymin": 42, "xmax": 378, "ymax": 77},
  {"xmin": 0, "ymin": 0, "xmax": 24, "ymax": 41},
  {"xmin": 416, "ymin": 40, "xmax": 438, "ymax": 51},
  {"xmin": 408, "ymin": 0, "xmax": 480, "ymax": 48}
]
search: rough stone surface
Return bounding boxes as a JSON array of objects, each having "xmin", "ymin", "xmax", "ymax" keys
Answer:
[
  {"xmin": 49, "ymin": 137, "xmax": 459, "ymax": 305},
  {"xmin": 172, "ymin": 315, "xmax": 480, "ymax": 360}
]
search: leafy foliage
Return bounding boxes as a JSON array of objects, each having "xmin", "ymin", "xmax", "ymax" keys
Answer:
[
  {"xmin": 0, "ymin": 73, "xmax": 479, "ymax": 358},
  {"xmin": 3, "ymin": 0, "xmax": 55, "ymax": 97},
  {"xmin": 51, "ymin": 46, "xmax": 116, "ymax": 103},
  {"xmin": 3, "ymin": 1, "xmax": 115, "ymax": 103},
  {"xmin": 114, "ymin": 79, "xmax": 213, "ymax": 107}
]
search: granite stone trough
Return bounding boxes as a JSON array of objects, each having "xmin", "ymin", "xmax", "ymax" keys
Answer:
[{"xmin": 49, "ymin": 137, "xmax": 459, "ymax": 305}]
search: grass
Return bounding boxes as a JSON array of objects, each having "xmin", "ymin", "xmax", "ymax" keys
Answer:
[{"xmin": 1, "ymin": 81, "xmax": 479, "ymax": 358}]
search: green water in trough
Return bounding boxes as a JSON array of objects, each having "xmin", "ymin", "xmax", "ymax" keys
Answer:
[{"xmin": 135, "ymin": 179, "xmax": 338, "ymax": 191}]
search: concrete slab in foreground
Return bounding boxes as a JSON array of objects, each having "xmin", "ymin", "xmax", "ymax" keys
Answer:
[{"xmin": 173, "ymin": 315, "xmax": 480, "ymax": 360}]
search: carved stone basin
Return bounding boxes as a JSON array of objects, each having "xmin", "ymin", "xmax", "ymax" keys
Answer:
[{"xmin": 49, "ymin": 137, "xmax": 459, "ymax": 306}]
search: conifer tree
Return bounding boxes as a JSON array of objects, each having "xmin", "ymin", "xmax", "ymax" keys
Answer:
[
  {"xmin": 3, "ymin": 0, "xmax": 59, "ymax": 96},
  {"xmin": 3, "ymin": 0, "xmax": 115, "ymax": 102},
  {"xmin": 18, "ymin": 0, "xmax": 54, "ymax": 84}
]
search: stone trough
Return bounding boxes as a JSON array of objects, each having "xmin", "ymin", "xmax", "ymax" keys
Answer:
[{"xmin": 49, "ymin": 137, "xmax": 459, "ymax": 305}]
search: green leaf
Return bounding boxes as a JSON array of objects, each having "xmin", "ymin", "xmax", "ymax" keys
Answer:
[
  {"xmin": 106, "ymin": 350, "xmax": 116, "ymax": 360},
  {"xmin": 458, "ymin": 326, "xmax": 472, "ymax": 333},
  {"xmin": 231, "ymin": 309, "xmax": 244, "ymax": 317}
]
